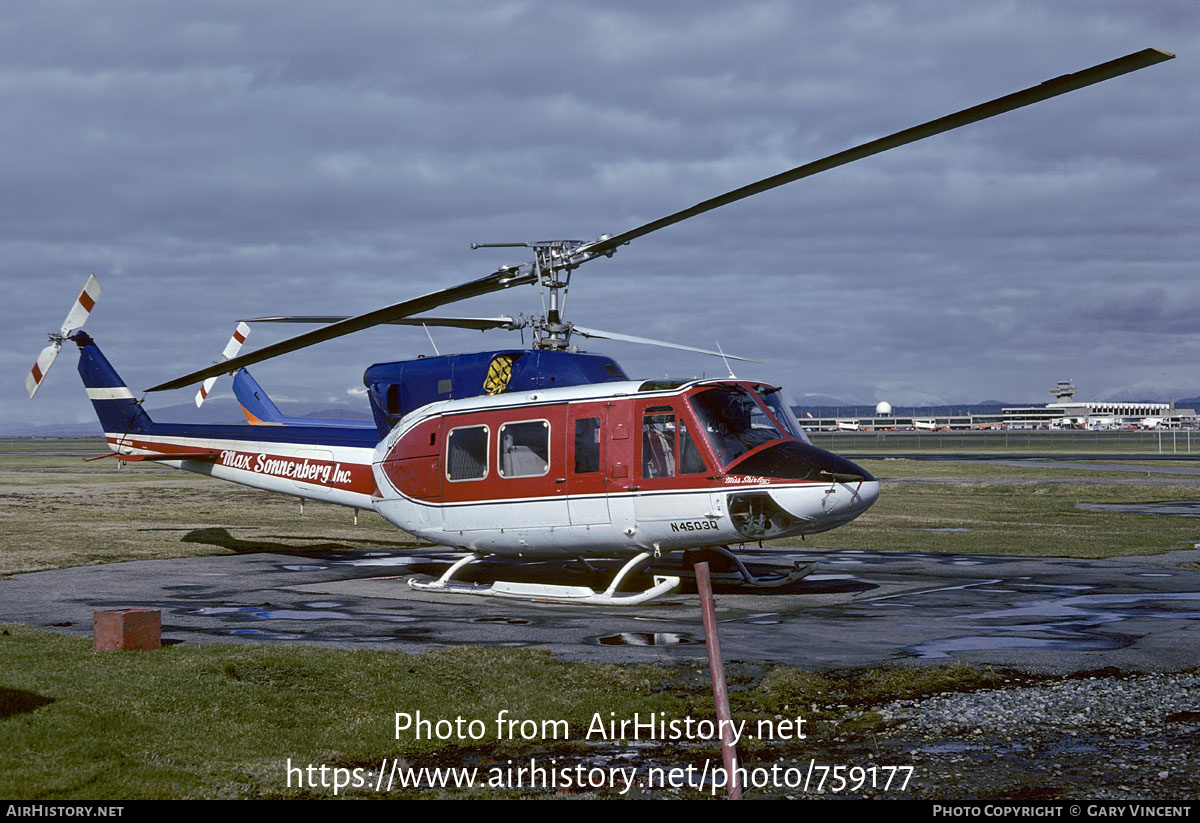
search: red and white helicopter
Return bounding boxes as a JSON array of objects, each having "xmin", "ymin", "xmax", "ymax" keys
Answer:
[{"xmin": 27, "ymin": 49, "xmax": 1172, "ymax": 604}]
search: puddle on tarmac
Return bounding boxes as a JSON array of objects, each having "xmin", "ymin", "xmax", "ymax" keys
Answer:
[
  {"xmin": 593, "ymin": 632, "xmax": 695, "ymax": 646},
  {"xmin": 1019, "ymin": 583, "xmax": 1095, "ymax": 591},
  {"xmin": 471, "ymin": 617, "xmax": 531, "ymax": 625},
  {"xmin": 281, "ymin": 565, "xmax": 328, "ymax": 571},
  {"xmin": 720, "ymin": 612, "xmax": 782, "ymax": 625},
  {"xmin": 907, "ymin": 633, "xmax": 1126, "ymax": 659},
  {"xmin": 960, "ymin": 592, "xmax": 1200, "ymax": 623},
  {"xmin": 903, "ymin": 591, "xmax": 1200, "ymax": 659}
]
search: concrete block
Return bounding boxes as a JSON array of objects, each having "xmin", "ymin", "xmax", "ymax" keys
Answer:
[{"xmin": 93, "ymin": 608, "xmax": 161, "ymax": 651}]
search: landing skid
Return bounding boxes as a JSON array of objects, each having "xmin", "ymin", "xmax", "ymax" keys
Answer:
[
  {"xmin": 670, "ymin": 546, "xmax": 813, "ymax": 588},
  {"xmin": 407, "ymin": 551, "xmax": 681, "ymax": 606}
]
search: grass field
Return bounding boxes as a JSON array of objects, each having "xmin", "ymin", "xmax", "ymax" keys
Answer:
[
  {"xmin": 0, "ymin": 624, "xmax": 1015, "ymax": 799},
  {"xmin": 776, "ymin": 458, "xmax": 1200, "ymax": 559}
]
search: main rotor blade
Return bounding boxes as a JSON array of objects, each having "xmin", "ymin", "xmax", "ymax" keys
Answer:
[
  {"xmin": 244, "ymin": 314, "xmax": 520, "ymax": 331},
  {"xmin": 578, "ymin": 48, "xmax": 1173, "ymax": 258},
  {"xmin": 571, "ymin": 325, "xmax": 759, "ymax": 362},
  {"xmin": 149, "ymin": 269, "xmax": 535, "ymax": 392}
]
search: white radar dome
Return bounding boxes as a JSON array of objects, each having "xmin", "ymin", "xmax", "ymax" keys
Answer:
[{"xmin": 875, "ymin": 401, "xmax": 892, "ymax": 416}]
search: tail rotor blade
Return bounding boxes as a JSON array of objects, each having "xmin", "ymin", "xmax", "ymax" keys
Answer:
[
  {"xmin": 60, "ymin": 274, "xmax": 102, "ymax": 336},
  {"xmin": 25, "ymin": 342, "xmax": 62, "ymax": 399},
  {"xmin": 26, "ymin": 274, "xmax": 102, "ymax": 399},
  {"xmin": 195, "ymin": 322, "xmax": 251, "ymax": 408}
]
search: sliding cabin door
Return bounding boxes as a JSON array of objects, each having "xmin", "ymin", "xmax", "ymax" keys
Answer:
[{"xmin": 566, "ymin": 401, "xmax": 611, "ymax": 525}]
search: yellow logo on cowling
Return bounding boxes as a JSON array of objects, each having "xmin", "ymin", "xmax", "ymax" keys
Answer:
[{"xmin": 483, "ymin": 354, "xmax": 515, "ymax": 395}]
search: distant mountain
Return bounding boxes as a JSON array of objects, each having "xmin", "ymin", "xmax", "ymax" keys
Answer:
[
  {"xmin": 797, "ymin": 393, "xmax": 849, "ymax": 406},
  {"xmin": 1, "ymin": 421, "xmax": 103, "ymax": 438},
  {"xmin": 137, "ymin": 399, "xmax": 248, "ymax": 425},
  {"xmin": 1097, "ymin": 387, "xmax": 1200, "ymax": 404}
]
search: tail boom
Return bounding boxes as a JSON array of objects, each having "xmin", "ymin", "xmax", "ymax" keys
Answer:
[{"xmin": 75, "ymin": 334, "xmax": 381, "ymax": 509}]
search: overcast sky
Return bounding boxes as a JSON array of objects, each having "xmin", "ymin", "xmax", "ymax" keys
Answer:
[{"xmin": 4, "ymin": 1, "xmax": 1197, "ymax": 429}]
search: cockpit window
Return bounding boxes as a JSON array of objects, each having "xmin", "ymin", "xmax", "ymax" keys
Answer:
[
  {"xmin": 755, "ymin": 386, "xmax": 810, "ymax": 443},
  {"xmin": 689, "ymin": 386, "xmax": 784, "ymax": 467}
]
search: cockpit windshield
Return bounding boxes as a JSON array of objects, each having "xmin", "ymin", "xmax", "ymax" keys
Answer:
[
  {"xmin": 755, "ymin": 385, "xmax": 811, "ymax": 444},
  {"xmin": 689, "ymin": 385, "xmax": 786, "ymax": 467}
]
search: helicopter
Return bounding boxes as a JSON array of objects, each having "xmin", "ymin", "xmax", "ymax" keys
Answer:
[{"xmin": 26, "ymin": 48, "xmax": 1173, "ymax": 605}]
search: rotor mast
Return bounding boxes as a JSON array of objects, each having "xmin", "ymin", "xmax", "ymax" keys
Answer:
[{"xmin": 471, "ymin": 238, "xmax": 612, "ymax": 350}]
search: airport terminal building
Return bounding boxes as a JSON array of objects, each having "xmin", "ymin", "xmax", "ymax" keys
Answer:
[
  {"xmin": 1000, "ymin": 381, "xmax": 1197, "ymax": 430},
  {"xmin": 800, "ymin": 381, "xmax": 1199, "ymax": 432}
]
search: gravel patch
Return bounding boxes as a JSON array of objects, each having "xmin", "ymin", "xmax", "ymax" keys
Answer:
[{"xmin": 872, "ymin": 673, "xmax": 1200, "ymax": 799}]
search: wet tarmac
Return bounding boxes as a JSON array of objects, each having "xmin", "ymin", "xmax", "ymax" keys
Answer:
[{"xmin": 4, "ymin": 542, "xmax": 1200, "ymax": 673}]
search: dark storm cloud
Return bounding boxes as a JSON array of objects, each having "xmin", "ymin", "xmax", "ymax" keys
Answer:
[
  {"xmin": 3, "ymin": 1, "xmax": 1196, "ymax": 427},
  {"xmin": 1077, "ymin": 288, "xmax": 1200, "ymax": 337}
]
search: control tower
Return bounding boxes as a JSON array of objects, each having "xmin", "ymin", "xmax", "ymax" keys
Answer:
[{"xmin": 1049, "ymin": 380, "xmax": 1077, "ymax": 403}]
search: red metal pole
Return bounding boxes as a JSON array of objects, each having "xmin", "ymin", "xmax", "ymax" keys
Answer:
[{"xmin": 695, "ymin": 561, "xmax": 742, "ymax": 799}]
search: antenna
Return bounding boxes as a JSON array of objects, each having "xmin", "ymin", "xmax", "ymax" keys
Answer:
[
  {"xmin": 423, "ymin": 323, "xmax": 440, "ymax": 356},
  {"xmin": 715, "ymin": 341, "xmax": 736, "ymax": 379}
]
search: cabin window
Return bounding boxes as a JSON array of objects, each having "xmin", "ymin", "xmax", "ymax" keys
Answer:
[
  {"xmin": 642, "ymin": 407, "xmax": 677, "ymax": 478},
  {"xmin": 498, "ymin": 420, "xmax": 550, "ymax": 478},
  {"xmin": 446, "ymin": 425, "xmax": 489, "ymax": 481},
  {"xmin": 574, "ymin": 417, "xmax": 601, "ymax": 473},
  {"xmin": 642, "ymin": 407, "xmax": 708, "ymax": 479}
]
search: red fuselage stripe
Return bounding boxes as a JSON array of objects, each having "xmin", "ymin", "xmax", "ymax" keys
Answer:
[{"xmin": 107, "ymin": 436, "xmax": 378, "ymax": 496}]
